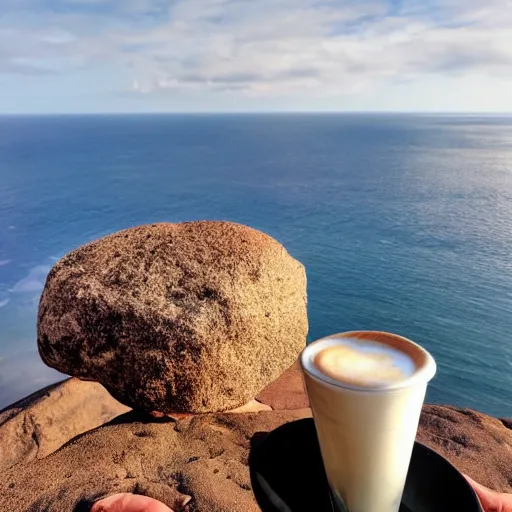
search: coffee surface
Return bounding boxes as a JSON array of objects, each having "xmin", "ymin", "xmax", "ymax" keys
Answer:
[{"xmin": 314, "ymin": 338, "xmax": 416, "ymax": 388}]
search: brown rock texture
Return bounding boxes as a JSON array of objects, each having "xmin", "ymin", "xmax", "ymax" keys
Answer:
[
  {"xmin": 256, "ymin": 360, "xmax": 309, "ymax": 411},
  {"xmin": 0, "ymin": 378, "xmax": 130, "ymax": 472},
  {"xmin": 37, "ymin": 221, "xmax": 308, "ymax": 414},
  {"xmin": 1, "ymin": 363, "xmax": 511, "ymax": 511},
  {"xmin": 0, "ymin": 408, "xmax": 312, "ymax": 512},
  {"xmin": 417, "ymin": 404, "xmax": 512, "ymax": 493}
]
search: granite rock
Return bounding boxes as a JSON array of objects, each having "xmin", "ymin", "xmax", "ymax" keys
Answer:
[
  {"xmin": 255, "ymin": 360, "xmax": 309, "ymax": 411},
  {"xmin": 1, "ymin": 363, "xmax": 511, "ymax": 511},
  {"xmin": 38, "ymin": 221, "xmax": 308, "ymax": 414},
  {"xmin": 0, "ymin": 407, "xmax": 312, "ymax": 512},
  {"xmin": 0, "ymin": 378, "xmax": 130, "ymax": 472},
  {"xmin": 417, "ymin": 404, "xmax": 512, "ymax": 493}
]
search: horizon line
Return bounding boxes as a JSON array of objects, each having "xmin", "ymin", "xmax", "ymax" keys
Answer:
[{"xmin": 2, "ymin": 111, "xmax": 512, "ymax": 117}]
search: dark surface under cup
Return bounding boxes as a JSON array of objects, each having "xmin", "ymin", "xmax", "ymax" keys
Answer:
[{"xmin": 249, "ymin": 418, "xmax": 483, "ymax": 512}]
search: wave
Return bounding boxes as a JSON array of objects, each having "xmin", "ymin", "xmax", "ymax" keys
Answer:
[{"xmin": 9, "ymin": 265, "xmax": 52, "ymax": 294}]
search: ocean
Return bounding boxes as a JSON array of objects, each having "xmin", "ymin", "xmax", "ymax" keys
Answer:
[{"xmin": 0, "ymin": 114, "xmax": 511, "ymax": 416}]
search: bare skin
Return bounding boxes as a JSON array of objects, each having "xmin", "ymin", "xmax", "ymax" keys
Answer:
[
  {"xmin": 91, "ymin": 397, "xmax": 512, "ymax": 512},
  {"xmin": 465, "ymin": 476, "xmax": 512, "ymax": 512},
  {"xmin": 93, "ymin": 477, "xmax": 512, "ymax": 512},
  {"xmin": 91, "ymin": 493, "xmax": 172, "ymax": 512}
]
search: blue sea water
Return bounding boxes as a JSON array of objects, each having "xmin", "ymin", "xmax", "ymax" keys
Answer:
[{"xmin": 0, "ymin": 114, "xmax": 511, "ymax": 416}]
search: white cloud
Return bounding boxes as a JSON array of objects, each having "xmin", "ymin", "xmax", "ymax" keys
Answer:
[
  {"xmin": 119, "ymin": 0, "xmax": 512, "ymax": 98},
  {"xmin": 1, "ymin": 0, "xmax": 512, "ymax": 110}
]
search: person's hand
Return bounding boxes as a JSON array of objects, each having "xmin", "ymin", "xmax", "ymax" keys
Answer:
[
  {"xmin": 91, "ymin": 493, "xmax": 172, "ymax": 512},
  {"xmin": 89, "ymin": 477, "xmax": 512, "ymax": 512},
  {"xmin": 465, "ymin": 475, "xmax": 512, "ymax": 512}
]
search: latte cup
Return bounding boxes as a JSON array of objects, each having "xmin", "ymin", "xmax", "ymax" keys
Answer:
[{"xmin": 300, "ymin": 331, "xmax": 437, "ymax": 512}]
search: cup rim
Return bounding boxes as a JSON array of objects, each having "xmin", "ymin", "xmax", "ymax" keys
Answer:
[{"xmin": 300, "ymin": 330, "xmax": 437, "ymax": 393}]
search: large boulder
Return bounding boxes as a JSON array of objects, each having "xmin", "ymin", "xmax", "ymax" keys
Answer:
[{"xmin": 37, "ymin": 221, "xmax": 308, "ymax": 414}]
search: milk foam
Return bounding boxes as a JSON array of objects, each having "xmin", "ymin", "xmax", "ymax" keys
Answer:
[{"xmin": 313, "ymin": 338, "xmax": 416, "ymax": 388}]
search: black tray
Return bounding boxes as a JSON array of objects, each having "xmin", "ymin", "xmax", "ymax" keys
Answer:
[{"xmin": 249, "ymin": 418, "xmax": 483, "ymax": 512}]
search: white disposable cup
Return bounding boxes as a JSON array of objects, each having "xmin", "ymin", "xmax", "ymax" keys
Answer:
[{"xmin": 301, "ymin": 331, "xmax": 437, "ymax": 512}]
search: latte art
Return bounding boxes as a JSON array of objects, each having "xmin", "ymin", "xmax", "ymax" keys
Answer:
[{"xmin": 314, "ymin": 338, "xmax": 416, "ymax": 388}]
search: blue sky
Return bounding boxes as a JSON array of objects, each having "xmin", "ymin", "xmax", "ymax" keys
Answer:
[{"xmin": 1, "ymin": 0, "xmax": 511, "ymax": 113}]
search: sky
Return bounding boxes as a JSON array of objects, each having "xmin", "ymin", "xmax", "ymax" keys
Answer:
[{"xmin": 0, "ymin": 0, "xmax": 512, "ymax": 113}]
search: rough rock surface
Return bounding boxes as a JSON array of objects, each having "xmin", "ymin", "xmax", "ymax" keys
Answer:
[
  {"xmin": 0, "ymin": 363, "xmax": 511, "ymax": 511},
  {"xmin": 0, "ymin": 378, "xmax": 130, "ymax": 472},
  {"xmin": 0, "ymin": 407, "xmax": 312, "ymax": 512},
  {"xmin": 37, "ymin": 221, "xmax": 308, "ymax": 414},
  {"xmin": 255, "ymin": 360, "xmax": 309, "ymax": 411},
  {"xmin": 417, "ymin": 404, "xmax": 512, "ymax": 493}
]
